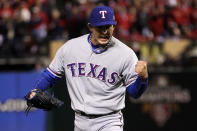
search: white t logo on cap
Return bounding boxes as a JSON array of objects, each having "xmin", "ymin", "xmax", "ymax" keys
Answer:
[{"xmin": 99, "ymin": 10, "xmax": 107, "ymax": 18}]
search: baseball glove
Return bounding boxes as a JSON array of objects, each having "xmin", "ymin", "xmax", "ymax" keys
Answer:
[{"xmin": 24, "ymin": 89, "xmax": 64, "ymax": 116}]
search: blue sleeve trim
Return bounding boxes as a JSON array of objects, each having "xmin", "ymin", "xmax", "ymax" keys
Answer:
[
  {"xmin": 126, "ymin": 76, "xmax": 148, "ymax": 99},
  {"xmin": 33, "ymin": 69, "xmax": 60, "ymax": 91}
]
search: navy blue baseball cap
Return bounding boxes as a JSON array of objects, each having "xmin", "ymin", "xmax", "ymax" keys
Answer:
[{"xmin": 89, "ymin": 6, "xmax": 117, "ymax": 27}]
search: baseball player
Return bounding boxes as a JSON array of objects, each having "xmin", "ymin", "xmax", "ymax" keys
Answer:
[{"xmin": 27, "ymin": 6, "xmax": 149, "ymax": 131}]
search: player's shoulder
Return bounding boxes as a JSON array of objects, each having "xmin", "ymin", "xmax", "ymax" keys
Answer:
[
  {"xmin": 66, "ymin": 34, "xmax": 88, "ymax": 45},
  {"xmin": 59, "ymin": 34, "xmax": 89, "ymax": 51},
  {"xmin": 111, "ymin": 36, "xmax": 138, "ymax": 62},
  {"xmin": 111, "ymin": 36, "xmax": 136, "ymax": 55}
]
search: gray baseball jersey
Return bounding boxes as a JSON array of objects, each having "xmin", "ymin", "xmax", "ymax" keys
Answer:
[{"xmin": 48, "ymin": 34, "xmax": 138, "ymax": 114}]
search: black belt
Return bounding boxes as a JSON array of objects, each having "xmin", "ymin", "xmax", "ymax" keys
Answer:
[{"xmin": 75, "ymin": 110, "xmax": 120, "ymax": 119}]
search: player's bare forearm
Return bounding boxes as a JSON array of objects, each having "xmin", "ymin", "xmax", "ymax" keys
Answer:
[{"xmin": 135, "ymin": 61, "xmax": 148, "ymax": 82}]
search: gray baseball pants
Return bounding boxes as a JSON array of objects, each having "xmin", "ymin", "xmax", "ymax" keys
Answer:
[{"xmin": 74, "ymin": 111, "xmax": 124, "ymax": 131}]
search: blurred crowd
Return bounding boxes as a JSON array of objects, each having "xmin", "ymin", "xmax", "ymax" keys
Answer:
[{"xmin": 0, "ymin": 0, "xmax": 196, "ymax": 67}]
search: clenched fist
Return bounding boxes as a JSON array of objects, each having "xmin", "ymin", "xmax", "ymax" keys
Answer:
[{"xmin": 135, "ymin": 61, "xmax": 148, "ymax": 82}]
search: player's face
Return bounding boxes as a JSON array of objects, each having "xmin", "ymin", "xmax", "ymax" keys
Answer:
[{"xmin": 88, "ymin": 24, "xmax": 115, "ymax": 46}]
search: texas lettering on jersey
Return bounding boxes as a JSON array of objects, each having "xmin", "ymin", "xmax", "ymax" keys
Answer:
[{"xmin": 67, "ymin": 62, "xmax": 120, "ymax": 85}]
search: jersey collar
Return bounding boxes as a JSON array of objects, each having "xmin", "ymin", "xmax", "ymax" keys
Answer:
[{"xmin": 88, "ymin": 34, "xmax": 112, "ymax": 54}]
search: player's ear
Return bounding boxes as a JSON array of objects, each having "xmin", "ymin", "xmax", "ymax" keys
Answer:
[
  {"xmin": 87, "ymin": 23, "xmax": 93, "ymax": 31},
  {"xmin": 87, "ymin": 23, "xmax": 92, "ymax": 29}
]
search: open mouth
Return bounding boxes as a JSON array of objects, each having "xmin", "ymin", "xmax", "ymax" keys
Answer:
[
  {"xmin": 99, "ymin": 36, "xmax": 110, "ymax": 40},
  {"xmin": 99, "ymin": 38, "xmax": 109, "ymax": 43},
  {"xmin": 95, "ymin": 35, "xmax": 111, "ymax": 45}
]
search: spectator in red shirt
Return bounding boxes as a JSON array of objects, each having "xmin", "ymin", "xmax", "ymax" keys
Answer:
[
  {"xmin": 115, "ymin": 5, "xmax": 132, "ymax": 41},
  {"xmin": 31, "ymin": 5, "xmax": 48, "ymax": 42},
  {"xmin": 0, "ymin": 2, "xmax": 14, "ymax": 20},
  {"xmin": 169, "ymin": 1, "xmax": 192, "ymax": 26},
  {"xmin": 149, "ymin": 4, "xmax": 165, "ymax": 37}
]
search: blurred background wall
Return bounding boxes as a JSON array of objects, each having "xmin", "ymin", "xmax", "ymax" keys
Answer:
[{"xmin": 0, "ymin": 0, "xmax": 196, "ymax": 131}]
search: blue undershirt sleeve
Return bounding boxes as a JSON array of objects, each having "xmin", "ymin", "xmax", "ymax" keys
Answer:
[
  {"xmin": 33, "ymin": 68, "xmax": 60, "ymax": 91},
  {"xmin": 126, "ymin": 76, "xmax": 148, "ymax": 99}
]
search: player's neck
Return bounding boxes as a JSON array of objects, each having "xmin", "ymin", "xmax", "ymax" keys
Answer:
[
  {"xmin": 90, "ymin": 34, "xmax": 109, "ymax": 47},
  {"xmin": 88, "ymin": 34, "xmax": 110, "ymax": 54}
]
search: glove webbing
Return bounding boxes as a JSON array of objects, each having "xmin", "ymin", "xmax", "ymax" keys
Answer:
[
  {"xmin": 24, "ymin": 89, "xmax": 64, "ymax": 116},
  {"xmin": 25, "ymin": 103, "xmax": 33, "ymax": 116}
]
